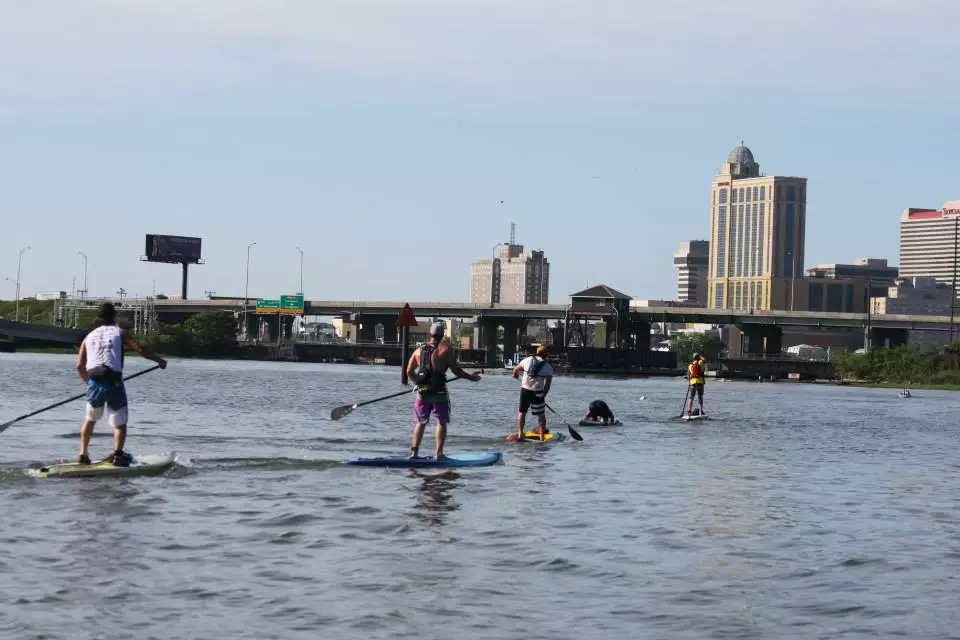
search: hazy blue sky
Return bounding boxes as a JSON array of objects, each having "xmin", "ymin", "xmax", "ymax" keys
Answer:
[{"xmin": 2, "ymin": 0, "xmax": 958, "ymax": 304}]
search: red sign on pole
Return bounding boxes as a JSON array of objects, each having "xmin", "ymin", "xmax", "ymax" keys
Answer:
[{"xmin": 396, "ymin": 303, "xmax": 418, "ymax": 328}]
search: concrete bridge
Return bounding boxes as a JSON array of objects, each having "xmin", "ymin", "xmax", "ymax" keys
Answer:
[{"xmin": 0, "ymin": 319, "xmax": 85, "ymax": 347}]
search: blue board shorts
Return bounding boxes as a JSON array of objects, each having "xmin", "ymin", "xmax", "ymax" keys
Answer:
[{"xmin": 86, "ymin": 379, "xmax": 128, "ymax": 427}]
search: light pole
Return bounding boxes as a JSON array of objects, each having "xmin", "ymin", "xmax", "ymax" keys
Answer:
[
  {"xmin": 296, "ymin": 246, "xmax": 304, "ymax": 295},
  {"xmin": 244, "ymin": 242, "xmax": 256, "ymax": 340},
  {"xmin": 15, "ymin": 246, "xmax": 31, "ymax": 322},
  {"xmin": 77, "ymin": 251, "xmax": 88, "ymax": 299}
]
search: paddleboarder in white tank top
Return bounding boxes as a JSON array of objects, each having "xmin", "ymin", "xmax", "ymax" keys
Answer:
[{"xmin": 75, "ymin": 302, "xmax": 167, "ymax": 466}]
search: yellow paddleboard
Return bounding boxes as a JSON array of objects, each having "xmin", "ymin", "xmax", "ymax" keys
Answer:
[{"xmin": 505, "ymin": 431, "xmax": 563, "ymax": 443}]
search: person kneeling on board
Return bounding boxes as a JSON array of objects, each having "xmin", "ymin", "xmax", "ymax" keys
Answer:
[
  {"xmin": 686, "ymin": 353, "xmax": 706, "ymax": 417},
  {"xmin": 585, "ymin": 399, "xmax": 615, "ymax": 424},
  {"xmin": 511, "ymin": 345, "xmax": 554, "ymax": 441},
  {"xmin": 405, "ymin": 321, "xmax": 481, "ymax": 460},
  {"xmin": 76, "ymin": 303, "xmax": 167, "ymax": 466}
]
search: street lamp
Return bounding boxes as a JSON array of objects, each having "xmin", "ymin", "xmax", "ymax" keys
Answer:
[
  {"xmin": 77, "ymin": 251, "xmax": 88, "ymax": 299},
  {"xmin": 296, "ymin": 246, "xmax": 304, "ymax": 295},
  {"xmin": 15, "ymin": 246, "xmax": 31, "ymax": 322},
  {"xmin": 244, "ymin": 242, "xmax": 256, "ymax": 340}
]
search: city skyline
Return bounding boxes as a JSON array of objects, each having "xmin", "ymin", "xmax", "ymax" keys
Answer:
[{"xmin": 2, "ymin": 2, "xmax": 958, "ymax": 303}]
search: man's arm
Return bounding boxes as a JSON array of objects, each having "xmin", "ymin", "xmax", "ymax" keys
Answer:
[
  {"xmin": 76, "ymin": 341, "xmax": 89, "ymax": 382},
  {"xmin": 446, "ymin": 349, "xmax": 480, "ymax": 381},
  {"xmin": 122, "ymin": 330, "xmax": 167, "ymax": 368},
  {"xmin": 405, "ymin": 349, "xmax": 420, "ymax": 382},
  {"xmin": 541, "ymin": 375, "xmax": 552, "ymax": 396},
  {"xmin": 511, "ymin": 362, "xmax": 524, "ymax": 379}
]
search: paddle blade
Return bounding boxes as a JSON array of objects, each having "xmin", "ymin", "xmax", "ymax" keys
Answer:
[
  {"xmin": 330, "ymin": 404, "xmax": 357, "ymax": 421},
  {"xmin": 0, "ymin": 418, "xmax": 22, "ymax": 435},
  {"xmin": 567, "ymin": 425, "xmax": 583, "ymax": 441}
]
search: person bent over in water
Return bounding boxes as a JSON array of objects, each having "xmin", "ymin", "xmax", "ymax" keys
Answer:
[{"xmin": 585, "ymin": 399, "xmax": 615, "ymax": 424}]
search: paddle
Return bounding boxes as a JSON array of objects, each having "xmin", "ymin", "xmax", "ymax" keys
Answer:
[
  {"xmin": 0, "ymin": 365, "xmax": 162, "ymax": 435},
  {"xmin": 543, "ymin": 402, "xmax": 583, "ymax": 441},
  {"xmin": 678, "ymin": 385, "xmax": 690, "ymax": 418},
  {"xmin": 330, "ymin": 375, "xmax": 471, "ymax": 421}
]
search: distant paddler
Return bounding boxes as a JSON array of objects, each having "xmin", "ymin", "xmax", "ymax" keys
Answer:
[
  {"xmin": 584, "ymin": 399, "xmax": 616, "ymax": 424},
  {"xmin": 685, "ymin": 352, "xmax": 706, "ymax": 417},
  {"xmin": 405, "ymin": 321, "xmax": 481, "ymax": 460},
  {"xmin": 76, "ymin": 303, "xmax": 167, "ymax": 466},
  {"xmin": 510, "ymin": 345, "xmax": 554, "ymax": 441}
]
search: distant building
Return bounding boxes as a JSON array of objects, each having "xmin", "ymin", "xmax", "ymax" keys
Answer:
[
  {"xmin": 807, "ymin": 258, "xmax": 899, "ymax": 299},
  {"xmin": 707, "ymin": 143, "xmax": 808, "ymax": 311},
  {"xmin": 469, "ymin": 226, "xmax": 549, "ymax": 304},
  {"xmin": 871, "ymin": 276, "xmax": 956, "ymax": 348},
  {"xmin": 674, "ymin": 240, "xmax": 709, "ymax": 305},
  {"xmin": 871, "ymin": 277, "xmax": 954, "ymax": 316},
  {"xmin": 899, "ymin": 200, "xmax": 960, "ymax": 293}
]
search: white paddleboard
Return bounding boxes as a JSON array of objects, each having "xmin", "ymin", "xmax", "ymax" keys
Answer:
[
  {"xmin": 27, "ymin": 452, "xmax": 177, "ymax": 479},
  {"xmin": 681, "ymin": 414, "xmax": 709, "ymax": 421}
]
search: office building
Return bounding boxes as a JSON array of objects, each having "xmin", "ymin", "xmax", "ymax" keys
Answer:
[
  {"xmin": 674, "ymin": 240, "xmax": 709, "ymax": 305},
  {"xmin": 899, "ymin": 200, "xmax": 960, "ymax": 293},
  {"xmin": 707, "ymin": 143, "xmax": 808, "ymax": 310},
  {"xmin": 807, "ymin": 257, "xmax": 899, "ymax": 298},
  {"xmin": 871, "ymin": 277, "xmax": 955, "ymax": 348},
  {"xmin": 469, "ymin": 227, "xmax": 549, "ymax": 304}
]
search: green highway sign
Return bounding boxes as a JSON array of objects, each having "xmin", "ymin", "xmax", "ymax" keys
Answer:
[
  {"xmin": 255, "ymin": 299, "xmax": 280, "ymax": 313},
  {"xmin": 279, "ymin": 294, "xmax": 304, "ymax": 315}
]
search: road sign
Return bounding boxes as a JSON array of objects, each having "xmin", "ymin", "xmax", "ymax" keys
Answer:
[
  {"xmin": 280, "ymin": 294, "xmax": 304, "ymax": 315},
  {"xmin": 396, "ymin": 303, "xmax": 418, "ymax": 328},
  {"xmin": 256, "ymin": 299, "xmax": 280, "ymax": 313}
]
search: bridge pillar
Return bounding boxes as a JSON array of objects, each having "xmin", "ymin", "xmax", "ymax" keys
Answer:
[
  {"xmin": 354, "ymin": 314, "xmax": 398, "ymax": 344},
  {"xmin": 736, "ymin": 325, "xmax": 782, "ymax": 356},
  {"xmin": 501, "ymin": 319, "xmax": 525, "ymax": 364},
  {"xmin": 477, "ymin": 318, "xmax": 500, "ymax": 367},
  {"xmin": 870, "ymin": 327, "xmax": 908, "ymax": 349}
]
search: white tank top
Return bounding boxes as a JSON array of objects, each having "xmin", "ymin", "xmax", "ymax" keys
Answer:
[{"xmin": 85, "ymin": 325, "xmax": 123, "ymax": 372}]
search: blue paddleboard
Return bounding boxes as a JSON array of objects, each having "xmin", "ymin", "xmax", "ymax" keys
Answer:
[{"xmin": 346, "ymin": 452, "xmax": 503, "ymax": 468}]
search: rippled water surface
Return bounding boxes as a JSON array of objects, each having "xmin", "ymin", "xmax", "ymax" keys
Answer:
[{"xmin": 1, "ymin": 353, "xmax": 959, "ymax": 639}]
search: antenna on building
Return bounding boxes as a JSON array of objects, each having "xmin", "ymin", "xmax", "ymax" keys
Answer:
[{"xmin": 510, "ymin": 222, "xmax": 516, "ymax": 245}]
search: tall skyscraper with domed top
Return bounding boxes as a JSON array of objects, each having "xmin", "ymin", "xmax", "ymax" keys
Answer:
[{"xmin": 707, "ymin": 143, "xmax": 808, "ymax": 311}]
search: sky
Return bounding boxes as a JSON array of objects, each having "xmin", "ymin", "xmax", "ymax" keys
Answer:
[{"xmin": 2, "ymin": 0, "xmax": 958, "ymax": 304}]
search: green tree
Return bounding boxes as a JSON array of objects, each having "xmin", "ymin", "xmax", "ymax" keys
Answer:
[{"xmin": 670, "ymin": 333, "xmax": 724, "ymax": 364}]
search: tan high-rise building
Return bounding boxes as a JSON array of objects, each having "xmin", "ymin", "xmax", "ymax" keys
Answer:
[
  {"xmin": 707, "ymin": 143, "xmax": 808, "ymax": 310},
  {"xmin": 469, "ymin": 240, "xmax": 549, "ymax": 304}
]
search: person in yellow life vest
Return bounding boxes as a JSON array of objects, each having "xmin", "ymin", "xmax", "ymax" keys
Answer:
[{"xmin": 686, "ymin": 352, "xmax": 706, "ymax": 416}]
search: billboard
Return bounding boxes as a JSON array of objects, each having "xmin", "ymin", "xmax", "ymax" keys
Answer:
[{"xmin": 144, "ymin": 234, "xmax": 203, "ymax": 264}]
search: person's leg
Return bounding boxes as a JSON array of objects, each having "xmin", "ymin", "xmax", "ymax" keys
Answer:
[
  {"xmin": 411, "ymin": 399, "xmax": 431, "ymax": 456},
  {"xmin": 517, "ymin": 390, "xmax": 530, "ymax": 437},
  {"xmin": 532, "ymin": 397, "xmax": 547, "ymax": 439},
  {"xmin": 687, "ymin": 387, "xmax": 695, "ymax": 415},
  {"xmin": 80, "ymin": 405, "xmax": 101, "ymax": 463},
  {"xmin": 433, "ymin": 403, "xmax": 450, "ymax": 459},
  {"xmin": 107, "ymin": 386, "xmax": 131, "ymax": 465},
  {"xmin": 698, "ymin": 385, "xmax": 705, "ymax": 413}
]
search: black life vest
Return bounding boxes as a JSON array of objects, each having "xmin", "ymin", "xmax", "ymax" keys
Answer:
[{"xmin": 413, "ymin": 344, "xmax": 445, "ymax": 391}]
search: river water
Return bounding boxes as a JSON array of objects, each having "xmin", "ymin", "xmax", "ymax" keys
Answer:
[{"xmin": 0, "ymin": 353, "xmax": 958, "ymax": 639}]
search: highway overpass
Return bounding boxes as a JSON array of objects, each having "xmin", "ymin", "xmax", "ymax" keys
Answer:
[{"xmin": 147, "ymin": 298, "xmax": 960, "ymax": 331}]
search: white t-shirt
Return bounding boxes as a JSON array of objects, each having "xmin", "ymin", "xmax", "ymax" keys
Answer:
[
  {"xmin": 517, "ymin": 356, "xmax": 554, "ymax": 392},
  {"xmin": 85, "ymin": 325, "xmax": 123, "ymax": 372}
]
